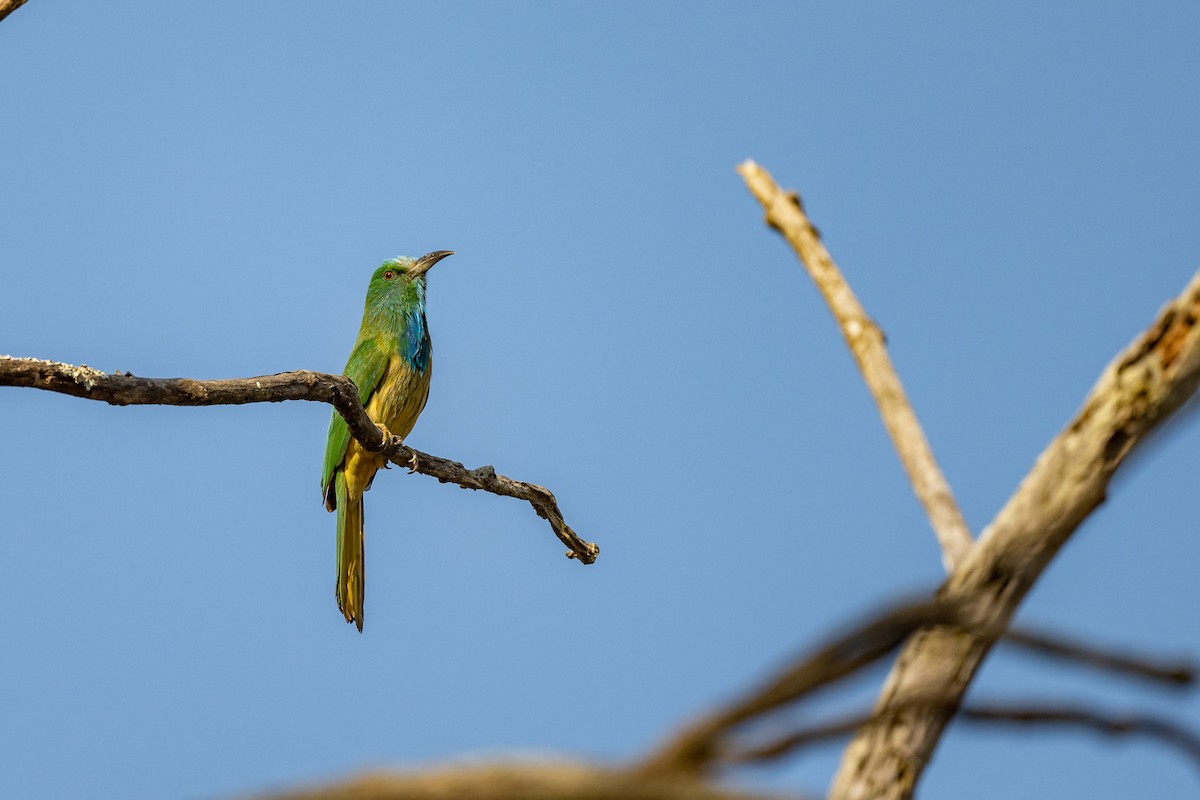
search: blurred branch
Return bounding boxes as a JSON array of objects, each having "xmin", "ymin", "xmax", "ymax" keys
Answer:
[
  {"xmin": 1004, "ymin": 625, "xmax": 1196, "ymax": 687},
  {"xmin": 0, "ymin": 356, "xmax": 599, "ymax": 564},
  {"xmin": 725, "ymin": 699, "xmax": 1200, "ymax": 771},
  {"xmin": 0, "ymin": 0, "xmax": 29, "ymax": 24},
  {"xmin": 638, "ymin": 598, "xmax": 975, "ymax": 776},
  {"xmin": 737, "ymin": 160, "xmax": 972, "ymax": 572},
  {"xmin": 828, "ymin": 264, "xmax": 1200, "ymax": 800},
  {"xmin": 641, "ymin": 598, "xmax": 1198, "ymax": 776},
  {"xmin": 249, "ymin": 598, "xmax": 1200, "ymax": 799},
  {"xmin": 254, "ymin": 763, "xmax": 810, "ymax": 800},
  {"xmin": 960, "ymin": 703, "xmax": 1200, "ymax": 767}
]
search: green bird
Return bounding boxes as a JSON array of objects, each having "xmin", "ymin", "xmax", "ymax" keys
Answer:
[{"xmin": 321, "ymin": 250, "xmax": 454, "ymax": 631}]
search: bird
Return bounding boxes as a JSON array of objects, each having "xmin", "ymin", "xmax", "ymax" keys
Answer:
[{"xmin": 320, "ymin": 250, "xmax": 454, "ymax": 631}]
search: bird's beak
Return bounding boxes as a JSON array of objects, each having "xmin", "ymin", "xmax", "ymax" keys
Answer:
[{"xmin": 411, "ymin": 250, "xmax": 454, "ymax": 277}]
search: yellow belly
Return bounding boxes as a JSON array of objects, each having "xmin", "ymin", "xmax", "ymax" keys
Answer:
[{"xmin": 342, "ymin": 353, "xmax": 431, "ymax": 500}]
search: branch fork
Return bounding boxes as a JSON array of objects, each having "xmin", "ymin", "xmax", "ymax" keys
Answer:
[{"xmin": 737, "ymin": 160, "xmax": 1200, "ymax": 800}]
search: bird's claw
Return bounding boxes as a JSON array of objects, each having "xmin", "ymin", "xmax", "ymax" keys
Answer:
[
  {"xmin": 375, "ymin": 423, "xmax": 396, "ymax": 468},
  {"xmin": 371, "ymin": 422, "xmax": 416, "ymax": 472}
]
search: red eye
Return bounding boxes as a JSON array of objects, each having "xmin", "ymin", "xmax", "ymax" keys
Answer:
[{"xmin": 383, "ymin": 270, "xmax": 396, "ymax": 281}]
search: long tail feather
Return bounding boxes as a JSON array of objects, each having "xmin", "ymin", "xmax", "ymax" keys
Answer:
[{"xmin": 334, "ymin": 471, "xmax": 365, "ymax": 631}]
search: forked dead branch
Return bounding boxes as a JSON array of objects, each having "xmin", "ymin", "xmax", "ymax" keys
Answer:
[{"xmin": 735, "ymin": 161, "xmax": 1200, "ymax": 800}]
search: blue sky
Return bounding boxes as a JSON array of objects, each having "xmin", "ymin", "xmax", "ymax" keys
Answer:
[{"xmin": 2, "ymin": 3, "xmax": 1199, "ymax": 798}]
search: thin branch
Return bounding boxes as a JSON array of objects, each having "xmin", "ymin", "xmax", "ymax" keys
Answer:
[
  {"xmin": 829, "ymin": 266, "xmax": 1200, "ymax": 800},
  {"xmin": 0, "ymin": 356, "xmax": 599, "ymax": 564},
  {"xmin": 724, "ymin": 699, "xmax": 1200, "ymax": 773},
  {"xmin": 737, "ymin": 160, "xmax": 972, "ymax": 572},
  {"xmin": 640, "ymin": 595, "xmax": 1196, "ymax": 778},
  {"xmin": 960, "ymin": 703, "xmax": 1200, "ymax": 768},
  {"xmin": 1004, "ymin": 625, "xmax": 1196, "ymax": 688},
  {"xmin": 394, "ymin": 445, "xmax": 597, "ymax": 563},
  {"xmin": 0, "ymin": 0, "xmax": 29, "ymax": 24},
  {"xmin": 637, "ymin": 598, "xmax": 974, "ymax": 776}
]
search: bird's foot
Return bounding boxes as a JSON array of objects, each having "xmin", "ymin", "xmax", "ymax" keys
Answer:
[
  {"xmin": 376, "ymin": 423, "xmax": 396, "ymax": 468},
  {"xmin": 407, "ymin": 451, "xmax": 419, "ymax": 474}
]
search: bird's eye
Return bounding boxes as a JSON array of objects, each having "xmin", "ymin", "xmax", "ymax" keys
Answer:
[{"xmin": 383, "ymin": 270, "xmax": 396, "ymax": 281}]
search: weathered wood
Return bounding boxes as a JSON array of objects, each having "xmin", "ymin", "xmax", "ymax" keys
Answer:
[
  {"xmin": 738, "ymin": 160, "xmax": 973, "ymax": 571},
  {"xmin": 828, "ymin": 269, "xmax": 1200, "ymax": 799}
]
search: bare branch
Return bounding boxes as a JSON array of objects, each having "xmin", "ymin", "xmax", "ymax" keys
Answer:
[
  {"xmin": 737, "ymin": 160, "xmax": 972, "ymax": 572},
  {"xmin": 1004, "ymin": 625, "xmax": 1196, "ymax": 688},
  {"xmin": 245, "ymin": 602, "xmax": 1200, "ymax": 800},
  {"xmin": 251, "ymin": 763, "xmax": 810, "ymax": 800},
  {"xmin": 393, "ymin": 444, "xmax": 598, "ymax": 563},
  {"xmin": 641, "ymin": 596, "xmax": 1197, "ymax": 778},
  {"xmin": 0, "ymin": 0, "xmax": 29, "ymax": 24},
  {"xmin": 960, "ymin": 703, "xmax": 1200, "ymax": 768},
  {"xmin": 0, "ymin": 356, "xmax": 598, "ymax": 564},
  {"xmin": 725, "ymin": 699, "xmax": 1200, "ymax": 773},
  {"xmin": 637, "ymin": 598, "xmax": 974, "ymax": 776},
  {"xmin": 829, "ymin": 267, "xmax": 1200, "ymax": 800}
]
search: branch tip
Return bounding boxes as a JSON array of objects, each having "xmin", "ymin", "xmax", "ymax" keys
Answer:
[{"xmin": 737, "ymin": 161, "xmax": 973, "ymax": 572}]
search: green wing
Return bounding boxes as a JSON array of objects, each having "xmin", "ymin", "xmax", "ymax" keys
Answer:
[{"xmin": 321, "ymin": 335, "xmax": 391, "ymax": 505}]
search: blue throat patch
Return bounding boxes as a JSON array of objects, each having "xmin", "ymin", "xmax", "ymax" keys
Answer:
[{"xmin": 401, "ymin": 307, "xmax": 431, "ymax": 373}]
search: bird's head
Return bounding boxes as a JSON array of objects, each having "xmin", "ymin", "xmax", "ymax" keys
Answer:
[{"xmin": 365, "ymin": 250, "xmax": 454, "ymax": 307}]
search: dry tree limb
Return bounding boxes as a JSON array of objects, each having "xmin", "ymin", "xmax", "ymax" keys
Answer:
[
  {"xmin": 637, "ymin": 599, "xmax": 974, "ymax": 776},
  {"xmin": 737, "ymin": 160, "xmax": 972, "ymax": 571},
  {"xmin": 827, "ymin": 267, "xmax": 1200, "ymax": 800},
  {"xmin": 0, "ymin": 356, "xmax": 599, "ymax": 564},
  {"xmin": 0, "ymin": 0, "xmax": 29, "ymax": 24},
  {"xmin": 638, "ymin": 597, "xmax": 1197, "ymax": 778},
  {"xmin": 259, "ymin": 601, "xmax": 965, "ymax": 800},
  {"xmin": 253, "ymin": 763, "xmax": 812, "ymax": 800},
  {"xmin": 250, "ymin": 599, "xmax": 1200, "ymax": 800},
  {"xmin": 959, "ymin": 703, "xmax": 1200, "ymax": 768},
  {"xmin": 1004, "ymin": 625, "xmax": 1196, "ymax": 687},
  {"xmin": 723, "ymin": 699, "xmax": 1200, "ymax": 772},
  {"xmin": 638, "ymin": 595, "xmax": 1199, "ymax": 779}
]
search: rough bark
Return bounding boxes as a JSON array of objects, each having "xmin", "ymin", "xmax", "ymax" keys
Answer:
[{"xmin": 827, "ymin": 269, "xmax": 1200, "ymax": 799}]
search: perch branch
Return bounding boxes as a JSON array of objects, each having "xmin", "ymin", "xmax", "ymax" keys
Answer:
[
  {"xmin": 0, "ymin": 356, "xmax": 598, "ymax": 564},
  {"xmin": 737, "ymin": 160, "xmax": 972, "ymax": 571},
  {"xmin": 828, "ymin": 266, "xmax": 1200, "ymax": 800}
]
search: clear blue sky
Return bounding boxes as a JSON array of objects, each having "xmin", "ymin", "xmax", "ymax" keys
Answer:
[{"xmin": 2, "ymin": 3, "xmax": 1198, "ymax": 798}]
